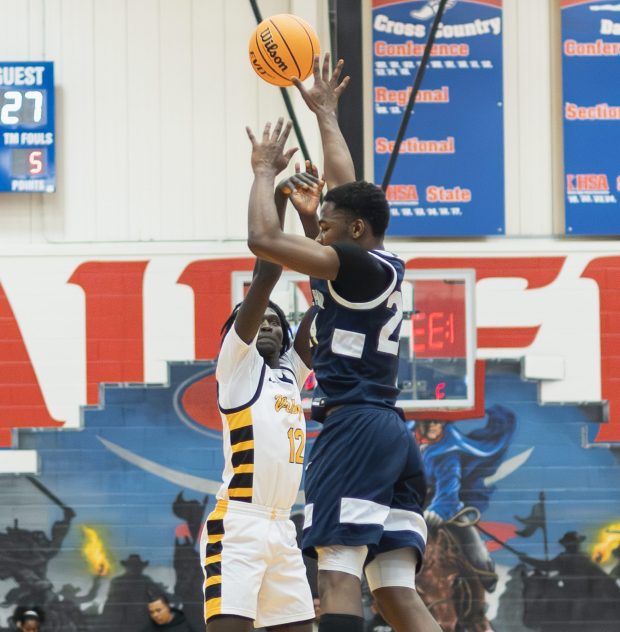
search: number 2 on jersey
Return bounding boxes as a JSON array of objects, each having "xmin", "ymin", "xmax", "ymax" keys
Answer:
[
  {"xmin": 287, "ymin": 427, "xmax": 304, "ymax": 464},
  {"xmin": 377, "ymin": 290, "xmax": 403, "ymax": 355}
]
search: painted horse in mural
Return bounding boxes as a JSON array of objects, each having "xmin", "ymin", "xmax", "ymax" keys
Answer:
[{"xmin": 417, "ymin": 525, "xmax": 494, "ymax": 632}]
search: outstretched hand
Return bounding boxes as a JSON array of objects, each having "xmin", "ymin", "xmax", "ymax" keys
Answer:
[
  {"xmin": 292, "ymin": 52, "xmax": 350, "ymax": 117},
  {"xmin": 277, "ymin": 161, "xmax": 324, "ymax": 217},
  {"xmin": 246, "ymin": 117, "xmax": 298, "ymax": 176}
]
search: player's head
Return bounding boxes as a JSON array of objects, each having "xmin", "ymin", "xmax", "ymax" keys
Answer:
[
  {"xmin": 220, "ymin": 300, "xmax": 292, "ymax": 358},
  {"xmin": 318, "ymin": 181, "xmax": 390, "ymax": 246}
]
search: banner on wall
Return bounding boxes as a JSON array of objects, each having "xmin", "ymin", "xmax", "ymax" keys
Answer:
[
  {"xmin": 372, "ymin": 0, "xmax": 505, "ymax": 237},
  {"xmin": 561, "ymin": 1, "xmax": 620, "ymax": 235}
]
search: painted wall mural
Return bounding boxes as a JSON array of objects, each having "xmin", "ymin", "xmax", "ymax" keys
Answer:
[{"xmin": 1, "ymin": 251, "xmax": 620, "ymax": 631}]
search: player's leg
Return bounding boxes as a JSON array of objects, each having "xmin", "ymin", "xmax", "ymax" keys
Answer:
[
  {"xmin": 314, "ymin": 545, "xmax": 368, "ymax": 631},
  {"xmin": 208, "ymin": 614, "xmax": 253, "ymax": 632},
  {"xmin": 366, "ymin": 548, "xmax": 442, "ymax": 632},
  {"xmin": 265, "ymin": 621, "xmax": 313, "ymax": 631},
  {"xmin": 366, "ymin": 427, "xmax": 441, "ymax": 632},
  {"xmin": 200, "ymin": 501, "xmax": 267, "ymax": 629},
  {"xmin": 257, "ymin": 516, "xmax": 316, "ymax": 631},
  {"xmin": 303, "ymin": 406, "xmax": 418, "ymax": 631}
]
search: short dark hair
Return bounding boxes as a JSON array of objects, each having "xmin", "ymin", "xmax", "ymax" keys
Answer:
[
  {"xmin": 220, "ymin": 300, "xmax": 292, "ymax": 357},
  {"xmin": 146, "ymin": 590, "xmax": 169, "ymax": 605},
  {"xmin": 324, "ymin": 180, "xmax": 390, "ymax": 237}
]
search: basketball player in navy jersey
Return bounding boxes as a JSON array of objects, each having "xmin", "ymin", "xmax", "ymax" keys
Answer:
[{"xmin": 245, "ymin": 55, "xmax": 441, "ymax": 632}]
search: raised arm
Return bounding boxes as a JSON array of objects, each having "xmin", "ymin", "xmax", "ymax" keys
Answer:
[
  {"xmin": 233, "ymin": 165, "xmax": 293, "ymax": 344},
  {"xmin": 246, "ymin": 118, "xmax": 340, "ymax": 280},
  {"xmin": 292, "ymin": 53, "xmax": 354, "ymax": 189},
  {"xmin": 233, "ymin": 259, "xmax": 283, "ymax": 345}
]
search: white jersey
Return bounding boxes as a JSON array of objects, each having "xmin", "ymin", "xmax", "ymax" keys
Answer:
[{"xmin": 216, "ymin": 326, "xmax": 311, "ymax": 510}]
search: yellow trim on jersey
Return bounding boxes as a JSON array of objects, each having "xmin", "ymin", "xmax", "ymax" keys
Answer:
[
  {"xmin": 206, "ymin": 597, "xmax": 221, "ymax": 619},
  {"xmin": 228, "ymin": 487, "xmax": 253, "ymax": 498},
  {"xmin": 231, "ymin": 440, "xmax": 254, "ymax": 453},
  {"xmin": 226, "ymin": 408, "xmax": 253, "ymax": 431},
  {"xmin": 207, "ymin": 533, "xmax": 223, "ymax": 544},
  {"xmin": 205, "ymin": 575, "xmax": 222, "ymax": 587},
  {"xmin": 204, "ymin": 553, "xmax": 222, "ymax": 566},
  {"xmin": 233, "ymin": 463, "xmax": 254, "ymax": 474},
  {"xmin": 209, "ymin": 499, "xmax": 228, "ymax": 520}
]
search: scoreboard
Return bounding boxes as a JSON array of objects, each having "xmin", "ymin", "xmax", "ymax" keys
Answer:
[{"xmin": 0, "ymin": 62, "xmax": 55, "ymax": 193}]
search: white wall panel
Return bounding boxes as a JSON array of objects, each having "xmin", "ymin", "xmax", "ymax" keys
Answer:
[
  {"xmin": 94, "ymin": 0, "xmax": 130, "ymax": 240},
  {"xmin": 127, "ymin": 0, "xmax": 162, "ymax": 241}
]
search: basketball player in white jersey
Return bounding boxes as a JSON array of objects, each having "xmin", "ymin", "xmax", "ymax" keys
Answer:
[{"xmin": 200, "ymin": 175, "xmax": 321, "ymax": 631}]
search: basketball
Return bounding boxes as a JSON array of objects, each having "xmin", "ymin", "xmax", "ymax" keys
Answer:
[{"xmin": 248, "ymin": 14, "xmax": 320, "ymax": 87}]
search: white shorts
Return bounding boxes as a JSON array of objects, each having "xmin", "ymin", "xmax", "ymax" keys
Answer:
[{"xmin": 200, "ymin": 499, "xmax": 314, "ymax": 628}]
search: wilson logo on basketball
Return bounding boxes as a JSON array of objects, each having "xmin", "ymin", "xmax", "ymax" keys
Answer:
[{"xmin": 259, "ymin": 27, "xmax": 288, "ymax": 72}]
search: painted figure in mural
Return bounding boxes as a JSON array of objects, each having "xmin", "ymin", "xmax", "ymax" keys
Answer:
[
  {"xmin": 9, "ymin": 606, "xmax": 44, "ymax": 632},
  {"xmin": 49, "ymin": 574, "xmax": 102, "ymax": 632},
  {"xmin": 171, "ymin": 492, "xmax": 208, "ymax": 631},
  {"xmin": 520, "ymin": 530, "xmax": 620, "ymax": 631},
  {"xmin": 415, "ymin": 404, "xmax": 517, "ymax": 593},
  {"xmin": 0, "ymin": 503, "xmax": 74, "ymax": 608},
  {"xmin": 140, "ymin": 592, "xmax": 195, "ymax": 632},
  {"xmin": 100, "ymin": 554, "xmax": 169, "ymax": 632},
  {"xmin": 246, "ymin": 53, "xmax": 439, "ymax": 632},
  {"xmin": 199, "ymin": 212, "xmax": 317, "ymax": 632}
]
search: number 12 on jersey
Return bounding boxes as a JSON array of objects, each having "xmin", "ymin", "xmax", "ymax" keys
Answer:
[{"xmin": 287, "ymin": 427, "xmax": 304, "ymax": 464}]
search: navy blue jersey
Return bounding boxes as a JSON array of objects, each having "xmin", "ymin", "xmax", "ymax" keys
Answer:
[{"xmin": 310, "ymin": 248, "xmax": 405, "ymax": 419}]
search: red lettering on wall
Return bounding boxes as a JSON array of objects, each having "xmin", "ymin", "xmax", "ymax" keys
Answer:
[
  {"xmin": 581, "ymin": 257, "xmax": 620, "ymax": 442},
  {"xmin": 68, "ymin": 262, "xmax": 148, "ymax": 405},
  {"xmin": 177, "ymin": 259, "xmax": 254, "ymax": 359},
  {"xmin": 0, "ymin": 282, "xmax": 63, "ymax": 446}
]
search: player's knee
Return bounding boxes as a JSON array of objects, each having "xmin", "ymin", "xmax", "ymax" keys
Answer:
[
  {"xmin": 365, "ymin": 547, "xmax": 418, "ymax": 591},
  {"xmin": 316, "ymin": 544, "xmax": 368, "ymax": 579}
]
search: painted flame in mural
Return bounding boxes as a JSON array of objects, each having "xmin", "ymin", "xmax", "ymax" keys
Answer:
[
  {"xmin": 81, "ymin": 526, "xmax": 112, "ymax": 576},
  {"xmin": 591, "ymin": 521, "xmax": 620, "ymax": 564}
]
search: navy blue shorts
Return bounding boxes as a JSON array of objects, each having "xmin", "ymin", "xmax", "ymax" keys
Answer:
[{"xmin": 302, "ymin": 405, "xmax": 427, "ymax": 565}]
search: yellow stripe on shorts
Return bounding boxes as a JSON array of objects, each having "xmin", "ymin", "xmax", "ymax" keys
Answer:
[
  {"xmin": 206, "ymin": 597, "xmax": 222, "ymax": 620},
  {"xmin": 228, "ymin": 487, "xmax": 253, "ymax": 498},
  {"xmin": 233, "ymin": 463, "xmax": 254, "ymax": 474}
]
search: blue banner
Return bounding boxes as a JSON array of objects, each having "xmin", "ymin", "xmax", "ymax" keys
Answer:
[
  {"xmin": 562, "ymin": 1, "xmax": 620, "ymax": 235},
  {"xmin": 372, "ymin": 0, "xmax": 504, "ymax": 237},
  {"xmin": 0, "ymin": 62, "xmax": 55, "ymax": 193}
]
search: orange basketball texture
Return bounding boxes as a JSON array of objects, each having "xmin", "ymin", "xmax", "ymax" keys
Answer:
[{"xmin": 248, "ymin": 14, "xmax": 320, "ymax": 87}]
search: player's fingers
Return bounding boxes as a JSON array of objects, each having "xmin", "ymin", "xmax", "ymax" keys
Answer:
[
  {"xmin": 294, "ymin": 162, "xmax": 301, "ymax": 174},
  {"xmin": 279, "ymin": 120, "xmax": 293, "ymax": 146},
  {"xmin": 280, "ymin": 180, "xmax": 293, "ymax": 195},
  {"xmin": 272, "ymin": 117, "xmax": 285, "ymax": 141},
  {"xmin": 334, "ymin": 76, "xmax": 351, "ymax": 97},
  {"xmin": 321, "ymin": 52, "xmax": 331, "ymax": 82},
  {"xmin": 245, "ymin": 126, "xmax": 257, "ymax": 145},
  {"xmin": 312, "ymin": 54, "xmax": 321, "ymax": 80},
  {"xmin": 284, "ymin": 147, "xmax": 298, "ymax": 163},
  {"xmin": 262, "ymin": 121, "xmax": 272, "ymax": 141},
  {"xmin": 296, "ymin": 172, "xmax": 321, "ymax": 186},
  {"xmin": 331, "ymin": 58, "xmax": 344, "ymax": 84}
]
